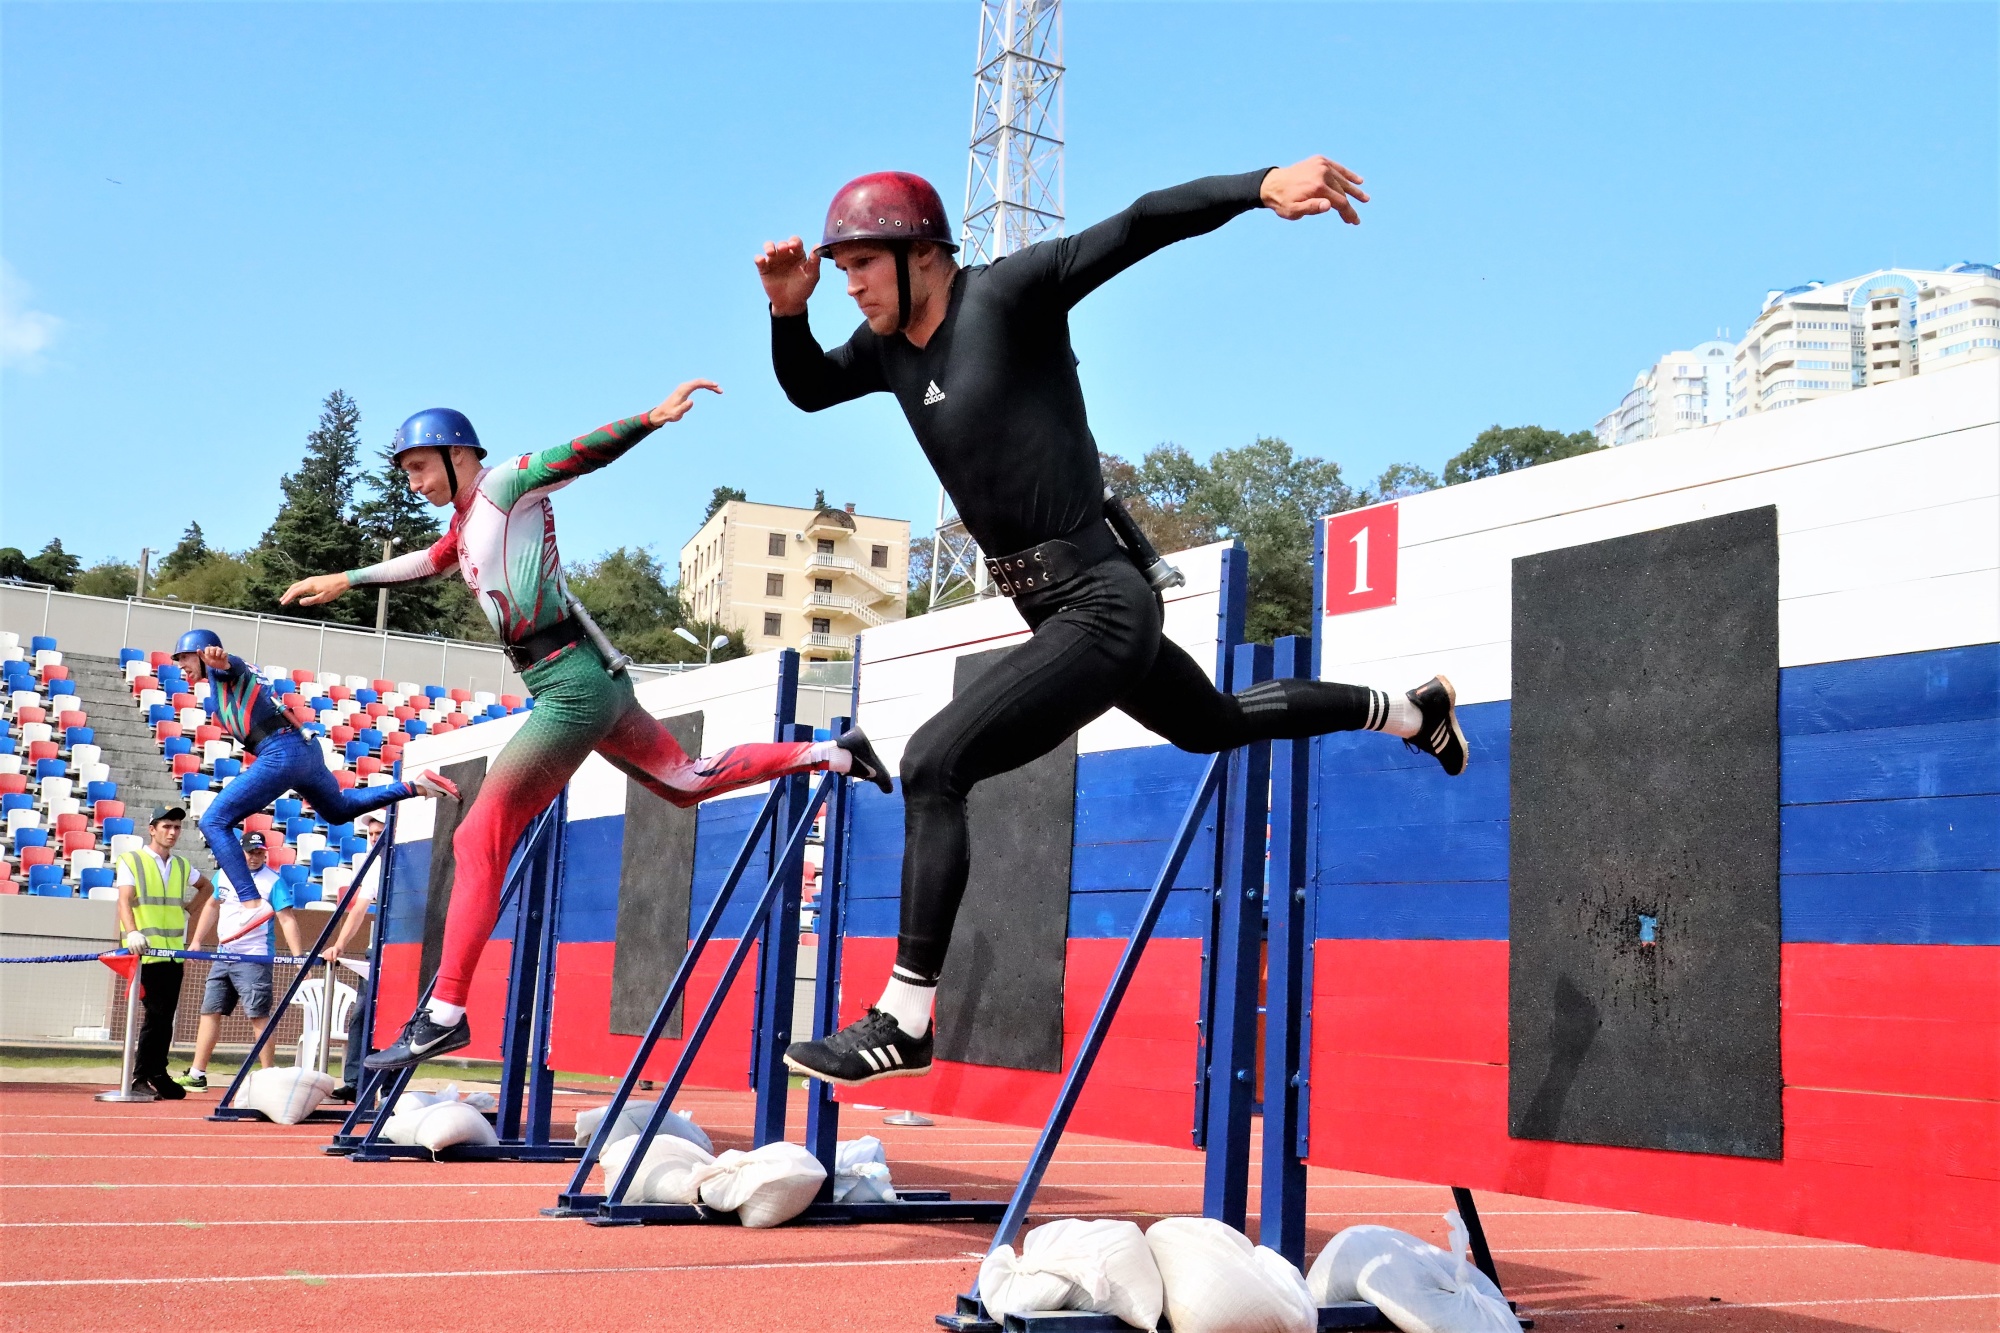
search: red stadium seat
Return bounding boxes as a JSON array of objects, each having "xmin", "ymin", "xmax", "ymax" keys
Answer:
[
  {"xmin": 148, "ymin": 651, "xmax": 169, "ymax": 669},
  {"xmin": 329, "ymin": 725, "xmax": 355, "ymax": 747},
  {"xmin": 379, "ymin": 744, "xmax": 403, "ymax": 767},
  {"xmin": 287, "ymin": 701, "xmax": 315, "ymax": 725},
  {"xmin": 41, "ymin": 665, "xmax": 69, "ymax": 683},
  {"xmin": 171, "ymin": 692, "xmax": 195, "ymax": 711},
  {"xmin": 326, "ymin": 685, "xmax": 352, "ymax": 702},
  {"xmin": 58, "ymin": 711, "xmax": 86, "ymax": 732},
  {"xmin": 265, "ymin": 844, "xmax": 294, "ymax": 868},
  {"xmin": 93, "ymin": 799, "xmax": 124, "ymax": 827},
  {"xmin": 355, "ymin": 756, "xmax": 383, "ymax": 778},
  {"xmin": 194, "ymin": 724, "xmax": 222, "ymax": 747},
  {"xmin": 61, "ymin": 830, "xmax": 95, "ymax": 856},
  {"xmin": 371, "ymin": 679, "xmax": 394, "ymax": 695},
  {"xmin": 333, "ymin": 770, "xmax": 357, "ymax": 790},
  {"xmin": 154, "ymin": 720, "xmax": 183, "ymax": 742},
  {"xmin": 392, "ymin": 706, "xmax": 415, "ymax": 723},
  {"xmin": 448, "ymin": 688, "xmax": 471, "ymax": 703},
  {"xmin": 0, "ymin": 775, "xmax": 25, "ymax": 796},
  {"xmin": 17, "ymin": 707, "xmax": 46, "ymax": 727},
  {"xmin": 171, "ymin": 753, "xmax": 199, "ymax": 777},
  {"xmin": 291, "ymin": 669, "xmax": 314, "ymax": 685},
  {"xmin": 54, "ymin": 813, "xmax": 87, "ymax": 838},
  {"xmin": 21, "ymin": 847, "xmax": 55, "ymax": 870},
  {"xmin": 500, "ymin": 695, "xmax": 524, "ymax": 710},
  {"xmin": 363, "ymin": 701, "xmax": 387, "ymax": 720},
  {"xmin": 242, "ymin": 812, "xmax": 274, "ymax": 836},
  {"xmin": 131, "ymin": 675, "xmax": 159, "ymax": 695},
  {"xmin": 28, "ymin": 741, "xmax": 59, "ymax": 764}
]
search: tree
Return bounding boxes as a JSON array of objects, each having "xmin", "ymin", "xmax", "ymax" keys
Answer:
[
  {"xmin": 567, "ymin": 546, "xmax": 723, "ymax": 664},
  {"xmin": 154, "ymin": 551, "xmax": 254, "ymax": 610},
  {"xmin": 23, "ymin": 539, "xmax": 81, "ymax": 591},
  {"xmin": 905, "ymin": 538, "xmax": 935, "ymax": 618},
  {"xmin": 704, "ymin": 486, "xmax": 746, "ymax": 521},
  {"xmin": 1369, "ymin": 462, "xmax": 1441, "ymax": 502},
  {"xmin": 812, "ymin": 488, "xmax": 828, "ymax": 511},
  {"xmin": 1443, "ymin": 424, "xmax": 1602, "ymax": 486},
  {"xmin": 157, "ymin": 522, "xmax": 212, "ymax": 582},
  {"xmin": 353, "ymin": 444, "xmax": 452, "ymax": 634},
  {"xmin": 0, "ymin": 548, "xmax": 37, "ymax": 582},
  {"xmin": 245, "ymin": 390, "xmax": 371, "ymax": 620},
  {"xmin": 74, "ymin": 561, "xmax": 139, "ymax": 599}
]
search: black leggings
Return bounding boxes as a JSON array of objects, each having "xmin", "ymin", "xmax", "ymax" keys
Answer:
[{"xmin": 895, "ymin": 557, "xmax": 1379, "ymax": 980}]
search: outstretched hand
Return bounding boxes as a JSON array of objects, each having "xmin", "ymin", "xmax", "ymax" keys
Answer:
[
  {"xmin": 281, "ymin": 573, "xmax": 352, "ymax": 607},
  {"xmin": 199, "ymin": 645, "xmax": 229, "ymax": 671},
  {"xmin": 647, "ymin": 380, "xmax": 723, "ymax": 426},
  {"xmin": 755, "ymin": 236, "xmax": 821, "ymax": 317},
  {"xmin": 1261, "ymin": 155, "xmax": 1369, "ymax": 224}
]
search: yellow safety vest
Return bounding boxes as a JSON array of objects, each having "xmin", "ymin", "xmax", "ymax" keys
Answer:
[{"xmin": 120, "ymin": 850, "xmax": 193, "ymax": 963}]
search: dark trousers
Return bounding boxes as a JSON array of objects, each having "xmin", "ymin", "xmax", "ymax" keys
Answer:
[
  {"xmin": 894, "ymin": 557, "xmax": 1377, "ymax": 980},
  {"xmin": 133, "ymin": 959, "xmax": 185, "ymax": 1081},
  {"xmin": 340, "ymin": 987, "xmax": 369, "ymax": 1088}
]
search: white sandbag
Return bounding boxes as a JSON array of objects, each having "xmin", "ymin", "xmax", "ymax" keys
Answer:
[
  {"xmin": 980, "ymin": 1218, "xmax": 1164, "ymax": 1331},
  {"xmin": 390, "ymin": 1089, "xmax": 441, "ymax": 1118},
  {"xmin": 241, "ymin": 1066, "xmax": 336, "ymax": 1125},
  {"xmin": 1307, "ymin": 1216, "xmax": 1515, "ymax": 1333},
  {"xmin": 832, "ymin": 1135, "xmax": 896, "ymax": 1205},
  {"xmin": 596, "ymin": 1133, "xmax": 713, "ymax": 1206},
  {"xmin": 573, "ymin": 1099, "xmax": 711, "ymax": 1155},
  {"xmin": 1147, "ymin": 1217, "xmax": 1313, "ymax": 1333},
  {"xmin": 461, "ymin": 1090, "xmax": 498, "ymax": 1113},
  {"xmin": 694, "ymin": 1141, "xmax": 827, "ymax": 1228},
  {"xmin": 411, "ymin": 1100, "xmax": 499, "ymax": 1153}
]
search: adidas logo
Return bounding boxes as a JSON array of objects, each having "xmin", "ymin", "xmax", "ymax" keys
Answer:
[
  {"xmin": 922, "ymin": 380, "xmax": 946, "ymax": 406},
  {"xmin": 857, "ymin": 1045, "xmax": 905, "ymax": 1072}
]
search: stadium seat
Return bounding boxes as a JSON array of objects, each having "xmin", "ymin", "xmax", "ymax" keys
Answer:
[
  {"xmin": 333, "ymin": 769, "xmax": 357, "ymax": 789},
  {"xmin": 148, "ymin": 650, "xmax": 169, "ymax": 668},
  {"xmin": 422, "ymin": 685, "xmax": 445, "ymax": 701},
  {"xmin": 102, "ymin": 814, "xmax": 133, "ymax": 839},
  {"xmin": 0, "ymin": 775, "xmax": 23, "ymax": 798},
  {"xmin": 79, "ymin": 762, "xmax": 111, "ymax": 788},
  {"xmin": 369, "ymin": 678, "xmax": 393, "ymax": 695},
  {"xmin": 379, "ymin": 743, "xmax": 403, "ymax": 768},
  {"xmin": 241, "ymin": 812, "xmax": 274, "ymax": 837},
  {"xmin": 108, "ymin": 833, "xmax": 143, "ymax": 860},
  {"xmin": 62, "ymin": 829, "xmax": 95, "ymax": 857},
  {"xmin": 202, "ymin": 739, "xmax": 234, "ymax": 769},
  {"xmin": 194, "ymin": 723, "xmax": 222, "ymax": 746},
  {"xmin": 354, "ymin": 756, "xmax": 383, "ymax": 778},
  {"xmin": 31, "ymin": 743, "xmax": 60, "ymax": 767},
  {"xmin": 309, "ymin": 848, "xmax": 342, "ymax": 879},
  {"xmin": 179, "ymin": 773, "xmax": 206, "ymax": 800},
  {"xmin": 3, "ymin": 793, "xmax": 33, "ymax": 819},
  {"xmin": 69, "ymin": 742, "xmax": 101, "ymax": 774},
  {"xmin": 284, "ymin": 815, "xmax": 316, "ymax": 843},
  {"xmin": 0, "ymin": 754, "xmax": 18, "ymax": 776},
  {"xmin": 22, "ymin": 845, "xmax": 56, "ymax": 870},
  {"xmin": 65, "ymin": 728, "xmax": 95, "ymax": 753},
  {"xmin": 34, "ymin": 758, "xmax": 65, "ymax": 786},
  {"xmin": 14, "ymin": 826, "xmax": 48, "ymax": 852},
  {"xmin": 212, "ymin": 757, "xmax": 243, "ymax": 783},
  {"xmin": 326, "ymin": 684, "xmax": 352, "ymax": 703},
  {"xmin": 80, "ymin": 866, "xmax": 115, "ymax": 897},
  {"xmin": 177, "ymin": 707, "xmax": 206, "ymax": 732},
  {"xmin": 329, "ymin": 725, "xmax": 355, "ymax": 747},
  {"xmin": 264, "ymin": 843, "xmax": 294, "ymax": 868},
  {"xmin": 163, "ymin": 737, "xmax": 192, "ymax": 762},
  {"xmin": 118, "ymin": 648, "xmax": 146, "ymax": 666},
  {"xmin": 22, "ymin": 724, "xmax": 53, "ymax": 747},
  {"xmin": 54, "ymin": 812, "xmax": 86, "ymax": 838},
  {"xmin": 171, "ymin": 753, "xmax": 199, "ymax": 777},
  {"xmin": 188, "ymin": 789, "xmax": 215, "ymax": 819},
  {"xmin": 27, "ymin": 864, "xmax": 66, "ymax": 896},
  {"xmin": 86, "ymin": 781, "xmax": 116, "ymax": 807},
  {"xmin": 355, "ymin": 688, "xmax": 379, "ymax": 706}
]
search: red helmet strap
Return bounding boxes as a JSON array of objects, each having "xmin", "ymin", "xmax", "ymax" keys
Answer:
[{"xmin": 894, "ymin": 244, "xmax": 912, "ymax": 332}]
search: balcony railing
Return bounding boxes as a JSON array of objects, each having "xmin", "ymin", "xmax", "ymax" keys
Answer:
[
  {"xmin": 799, "ymin": 632, "xmax": 846, "ymax": 652},
  {"xmin": 803, "ymin": 552, "xmax": 900, "ymax": 602},
  {"xmin": 801, "ymin": 590, "xmax": 885, "ymax": 628}
]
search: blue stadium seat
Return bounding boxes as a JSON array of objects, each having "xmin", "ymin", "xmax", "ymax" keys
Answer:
[
  {"xmin": 36, "ymin": 758, "xmax": 65, "ymax": 782},
  {"xmin": 148, "ymin": 703, "xmax": 175, "ymax": 726},
  {"xmin": 163, "ymin": 737, "xmax": 192, "ymax": 760},
  {"xmin": 285, "ymin": 816, "xmax": 316, "ymax": 843},
  {"xmin": 118, "ymin": 648, "xmax": 146, "ymax": 667},
  {"xmin": 180, "ymin": 773, "xmax": 206, "ymax": 799},
  {"xmin": 340, "ymin": 836, "xmax": 368, "ymax": 859},
  {"xmin": 355, "ymin": 689, "xmax": 379, "ymax": 705},
  {"xmin": 274, "ymin": 797, "xmax": 303, "ymax": 824},
  {"xmin": 273, "ymin": 679, "xmax": 297, "ymax": 698},
  {"xmin": 325, "ymin": 822, "xmax": 354, "ymax": 846},
  {"xmin": 0, "ymin": 720, "xmax": 12, "ymax": 740},
  {"xmin": 309, "ymin": 848, "xmax": 342, "ymax": 878},
  {"xmin": 15, "ymin": 828, "xmax": 48, "ymax": 849},
  {"xmin": 0, "ymin": 739, "xmax": 16, "ymax": 757},
  {"xmin": 343, "ymin": 740, "xmax": 369, "ymax": 763},
  {"xmin": 213, "ymin": 757, "xmax": 243, "ymax": 780},
  {"xmin": 484, "ymin": 704, "xmax": 507, "ymax": 719},
  {"xmin": 103, "ymin": 816, "xmax": 135, "ymax": 839},
  {"xmin": 48, "ymin": 680, "xmax": 77, "ymax": 700},
  {"xmin": 28, "ymin": 865, "xmax": 67, "ymax": 896},
  {"xmin": 404, "ymin": 719, "xmax": 428, "ymax": 737},
  {"xmin": 86, "ymin": 781, "xmax": 117, "ymax": 806},
  {"xmin": 279, "ymin": 864, "xmax": 312, "ymax": 901},
  {"xmin": 424, "ymin": 685, "xmax": 446, "ymax": 700},
  {"xmin": 65, "ymin": 726, "xmax": 94, "ymax": 748},
  {"xmin": 29, "ymin": 636, "xmax": 56, "ymax": 654},
  {"xmin": 358, "ymin": 728, "xmax": 384, "ymax": 750},
  {"xmin": 80, "ymin": 866, "xmax": 113, "ymax": 893},
  {"xmin": 2, "ymin": 793, "xmax": 32, "ymax": 817}
]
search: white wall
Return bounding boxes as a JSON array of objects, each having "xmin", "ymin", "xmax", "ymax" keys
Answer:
[{"xmin": 1318, "ymin": 359, "xmax": 1999, "ymax": 701}]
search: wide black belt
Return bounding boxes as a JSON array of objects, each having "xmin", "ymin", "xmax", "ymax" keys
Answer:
[
  {"xmin": 504, "ymin": 616, "xmax": 588, "ymax": 671},
  {"xmin": 242, "ymin": 713, "xmax": 297, "ymax": 755},
  {"xmin": 983, "ymin": 520, "xmax": 1120, "ymax": 599}
]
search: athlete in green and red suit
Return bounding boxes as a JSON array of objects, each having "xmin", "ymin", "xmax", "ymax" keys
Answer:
[{"xmin": 280, "ymin": 381, "xmax": 894, "ymax": 1067}]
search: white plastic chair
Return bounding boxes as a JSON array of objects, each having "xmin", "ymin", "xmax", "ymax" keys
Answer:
[
  {"xmin": 472, "ymin": 690, "xmax": 497, "ymax": 707},
  {"xmin": 0, "ymin": 755, "xmax": 20, "ymax": 776},
  {"xmin": 299, "ymin": 679, "xmax": 327, "ymax": 700},
  {"xmin": 109, "ymin": 833, "xmax": 143, "ymax": 859},
  {"xmin": 334, "ymin": 698, "xmax": 362, "ymax": 719},
  {"xmin": 321, "ymin": 865, "xmax": 353, "ymax": 898},
  {"xmin": 37, "ymin": 777, "xmax": 72, "ymax": 811},
  {"xmin": 7, "ymin": 808, "xmax": 42, "ymax": 842},
  {"xmin": 87, "ymin": 884, "xmax": 119, "ymax": 902},
  {"xmin": 123, "ymin": 659, "xmax": 149, "ymax": 683},
  {"xmin": 68, "ymin": 848, "xmax": 105, "ymax": 877},
  {"xmin": 381, "ymin": 691, "xmax": 406, "ymax": 710},
  {"xmin": 365, "ymin": 773, "xmax": 394, "ymax": 787},
  {"xmin": 81, "ymin": 761, "xmax": 110, "ymax": 787},
  {"xmin": 48, "ymin": 797, "xmax": 80, "ymax": 821},
  {"xmin": 294, "ymin": 976, "xmax": 359, "ymax": 1073},
  {"xmin": 34, "ymin": 649, "xmax": 62, "ymax": 671},
  {"xmin": 187, "ymin": 789, "xmax": 216, "ymax": 820},
  {"xmin": 202, "ymin": 738, "xmax": 234, "ymax": 769},
  {"xmin": 395, "ymin": 681, "xmax": 423, "ymax": 698},
  {"xmin": 0, "ymin": 632, "xmax": 17, "ymax": 653},
  {"xmin": 68, "ymin": 743, "xmax": 101, "ymax": 775},
  {"xmin": 178, "ymin": 706, "xmax": 206, "ymax": 731},
  {"xmin": 317, "ymin": 670, "xmax": 341, "ymax": 686},
  {"xmin": 20, "ymin": 723, "xmax": 52, "ymax": 747},
  {"xmin": 343, "ymin": 675, "xmax": 369, "ymax": 691},
  {"xmin": 137, "ymin": 688, "xmax": 166, "ymax": 712},
  {"xmin": 193, "ymin": 680, "xmax": 211, "ymax": 703},
  {"xmin": 295, "ymin": 832, "xmax": 328, "ymax": 862},
  {"xmin": 11, "ymin": 691, "xmax": 45, "ymax": 718}
]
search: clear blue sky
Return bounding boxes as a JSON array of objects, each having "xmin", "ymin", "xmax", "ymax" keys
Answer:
[{"xmin": 4, "ymin": 2, "xmax": 1993, "ymax": 569}]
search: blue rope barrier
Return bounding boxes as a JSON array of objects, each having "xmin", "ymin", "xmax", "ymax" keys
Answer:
[{"xmin": 0, "ymin": 948, "xmax": 320, "ymax": 965}]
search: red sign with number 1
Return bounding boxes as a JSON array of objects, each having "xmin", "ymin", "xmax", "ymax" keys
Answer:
[{"xmin": 1323, "ymin": 503, "xmax": 1398, "ymax": 616}]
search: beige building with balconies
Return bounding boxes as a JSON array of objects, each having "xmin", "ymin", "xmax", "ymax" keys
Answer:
[{"xmin": 678, "ymin": 500, "xmax": 910, "ymax": 662}]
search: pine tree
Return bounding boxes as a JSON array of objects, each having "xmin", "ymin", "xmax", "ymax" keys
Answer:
[
  {"xmin": 246, "ymin": 390, "xmax": 371, "ymax": 621},
  {"xmin": 157, "ymin": 522, "xmax": 212, "ymax": 582},
  {"xmin": 353, "ymin": 443, "xmax": 454, "ymax": 633}
]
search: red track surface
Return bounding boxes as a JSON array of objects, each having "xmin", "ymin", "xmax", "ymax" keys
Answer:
[{"xmin": 3, "ymin": 1082, "xmax": 1995, "ymax": 1332}]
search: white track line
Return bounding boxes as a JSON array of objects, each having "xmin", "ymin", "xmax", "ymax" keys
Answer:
[
  {"xmin": 5, "ymin": 1182, "xmax": 560, "ymax": 1190},
  {"xmin": 0, "ymin": 1256, "xmax": 981, "ymax": 1289},
  {"xmin": 1535, "ymin": 1292, "xmax": 2000, "ymax": 1315},
  {"xmin": 3, "ymin": 1217, "xmax": 556, "ymax": 1228}
]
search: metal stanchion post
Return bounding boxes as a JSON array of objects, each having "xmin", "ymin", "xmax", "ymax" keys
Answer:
[{"xmin": 96, "ymin": 959, "xmax": 158, "ymax": 1103}]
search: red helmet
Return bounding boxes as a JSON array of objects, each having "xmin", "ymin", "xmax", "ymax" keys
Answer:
[{"xmin": 816, "ymin": 172, "xmax": 957, "ymax": 258}]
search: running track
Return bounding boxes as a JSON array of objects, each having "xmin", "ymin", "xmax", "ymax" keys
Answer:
[{"xmin": 2, "ymin": 1082, "xmax": 1994, "ymax": 1331}]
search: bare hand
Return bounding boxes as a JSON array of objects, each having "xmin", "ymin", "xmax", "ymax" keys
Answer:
[
  {"xmin": 1260, "ymin": 155, "xmax": 1369, "ymax": 224},
  {"xmin": 199, "ymin": 645, "xmax": 229, "ymax": 671},
  {"xmin": 755, "ymin": 236, "xmax": 821, "ymax": 317},
  {"xmin": 281, "ymin": 573, "xmax": 352, "ymax": 607},
  {"xmin": 647, "ymin": 380, "xmax": 723, "ymax": 426},
  {"xmin": 320, "ymin": 945, "xmax": 341, "ymax": 964}
]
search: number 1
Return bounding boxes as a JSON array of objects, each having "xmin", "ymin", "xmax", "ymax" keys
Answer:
[{"xmin": 1350, "ymin": 526, "xmax": 1371, "ymax": 595}]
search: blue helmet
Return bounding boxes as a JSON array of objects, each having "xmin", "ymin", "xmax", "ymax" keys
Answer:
[
  {"xmin": 174, "ymin": 628, "xmax": 223, "ymax": 657},
  {"xmin": 391, "ymin": 408, "xmax": 486, "ymax": 462}
]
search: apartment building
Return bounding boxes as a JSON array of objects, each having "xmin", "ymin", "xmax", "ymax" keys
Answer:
[
  {"xmin": 679, "ymin": 500, "xmax": 910, "ymax": 661},
  {"xmin": 1916, "ymin": 264, "xmax": 2000, "ymax": 374},
  {"xmin": 1594, "ymin": 340, "xmax": 1737, "ymax": 447}
]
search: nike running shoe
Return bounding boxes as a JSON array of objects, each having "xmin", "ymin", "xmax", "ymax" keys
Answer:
[
  {"xmin": 835, "ymin": 728, "xmax": 895, "ymax": 795},
  {"xmin": 363, "ymin": 1009, "xmax": 471, "ymax": 1070},
  {"xmin": 411, "ymin": 769, "xmax": 460, "ymax": 801},
  {"xmin": 175, "ymin": 1070, "xmax": 207, "ymax": 1091},
  {"xmin": 1405, "ymin": 675, "xmax": 1468, "ymax": 777},
  {"xmin": 784, "ymin": 1007, "xmax": 931, "ymax": 1086}
]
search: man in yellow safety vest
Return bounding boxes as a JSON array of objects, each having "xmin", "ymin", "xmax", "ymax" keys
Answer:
[{"xmin": 114, "ymin": 805, "xmax": 215, "ymax": 1100}]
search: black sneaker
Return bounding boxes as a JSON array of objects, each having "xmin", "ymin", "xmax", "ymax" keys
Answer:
[
  {"xmin": 175, "ymin": 1070, "xmax": 207, "ymax": 1091},
  {"xmin": 363, "ymin": 1010, "xmax": 470, "ymax": 1071},
  {"xmin": 784, "ymin": 1007, "xmax": 931, "ymax": 1086},
  {"xmin": 327, "ymin": 1084, "xmax": 357, "ymax": 1104},
  {"xmin": 147, "ymin": 1071, "xmax": 187, "ymax": 1101},
  {"xmin": 1405, "ymin": 675, "xmax": 1468, "ymax": 777},
  {"xmin": 836, "ymin": 728, "xmax": 894, "ymax": 795}
]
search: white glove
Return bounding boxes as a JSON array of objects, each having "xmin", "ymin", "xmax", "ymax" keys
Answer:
[{"xmin": 123, "ymin": 930, "xmax": 148, "ymax": 953}]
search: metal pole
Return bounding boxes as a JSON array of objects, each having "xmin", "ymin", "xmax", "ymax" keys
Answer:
[
  {"xmin": 136, "ymin": 548, "xmax": 149, "ymax": 600},
  {"xmin": 96, "ymin": 961, "xmax": 157, "ymax": 1103},
  {"xmin": 375, "ymin": 538, "xmax": 391, "ymax": 634}
]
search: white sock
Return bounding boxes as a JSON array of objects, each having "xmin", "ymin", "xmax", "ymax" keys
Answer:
[
  {"xmin": 425, "ymin": 999, "xmax": 465, "ymax": 1025},
  {"xmin": 876, "ymin": 970, "xmax": 936, "ymax": 1038},
  {"xmin": 188, "ymin": 1066, "xmax": 206, "ymax": 1078},
  {"xmin": 1366, "ymin": 688, "xmax": 1423, "ymax": 739},
  {"xmin": 809, "ymin": 739, "xmax": 852, "ymax": 773}
]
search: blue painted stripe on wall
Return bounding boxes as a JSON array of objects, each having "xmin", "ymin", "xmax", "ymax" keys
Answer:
[{"xmin": 1311, "ymin": 646, "xmax": 2000, "ymax": 945}]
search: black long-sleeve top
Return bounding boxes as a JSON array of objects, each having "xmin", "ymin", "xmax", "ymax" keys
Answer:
[{"xmin": 772, "ymin": 168, "xmax": 1273, "ymax": 558}]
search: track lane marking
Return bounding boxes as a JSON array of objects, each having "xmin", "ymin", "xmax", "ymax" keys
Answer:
[
  {"xmin": 0, "ymin": 1256, "xmax": 983, "ymax": 1288},
  {"xmin": 1534, "ymin": 1292, "xmax": 2000, "ymax": 1315}
]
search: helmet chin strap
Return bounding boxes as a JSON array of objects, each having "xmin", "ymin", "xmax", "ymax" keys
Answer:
[
  {"xmin": 894, "ymin": 244, "xmax": 912, "ymax": 332},
  {"xmin": 437, "ymin": 446, "xmax": 460, "ymax": 502}
]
